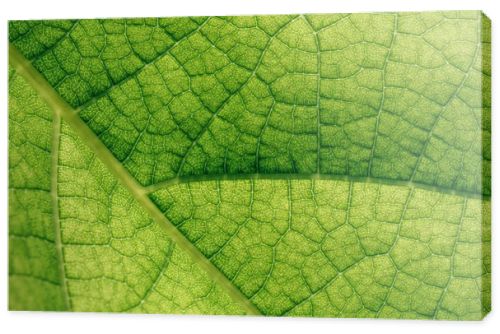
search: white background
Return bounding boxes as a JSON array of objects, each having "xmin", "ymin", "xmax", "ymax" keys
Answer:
[{"xmin": 0, "ymin": 0, "xmax": 498, "ymax": 333}]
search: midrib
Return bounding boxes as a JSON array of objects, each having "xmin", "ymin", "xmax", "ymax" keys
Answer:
[
  {"xmin": 9, "ymin": 44, "xmax": 261, "ymax": 316},
  {"xmin": 9, "ymin": 42, "xmax": 489, "ymax": 315}
]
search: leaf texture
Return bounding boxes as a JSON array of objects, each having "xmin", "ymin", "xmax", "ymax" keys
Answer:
[{"xmin": 8, "ymin": 11, "xmax": 491, "ymax": 319}]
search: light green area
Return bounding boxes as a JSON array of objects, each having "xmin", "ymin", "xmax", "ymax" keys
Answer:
[
  {"xmin": 9, "ymin": 69, "xmax": 67, "ymax": 310},
  {"xmin": 8, "ymin": 11, "xmax": 490, "ymax": 319},
  {"xmin": 151, "ymin": 179, "xmax": 490, "ymax": 319},
  {"xmin": 57, "ymin": 122, "xmax": 245, "ymax": 314}
]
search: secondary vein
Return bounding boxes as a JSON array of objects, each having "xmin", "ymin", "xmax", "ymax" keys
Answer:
[
  {"xmin": 11, "ymin": 52, "xmax": 72, "ymax": 310},
  {"xmin": 51, "ymin": 107, "xmax": 72, "ymax": 310},
  {"xmin": 144, "ymin": 172, "xmax": 488, "ymax": 200}
]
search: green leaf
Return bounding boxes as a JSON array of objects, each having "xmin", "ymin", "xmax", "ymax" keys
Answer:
[{"xmin": 9, "ymin": 11, "xmax": 491, "ymax": 319}]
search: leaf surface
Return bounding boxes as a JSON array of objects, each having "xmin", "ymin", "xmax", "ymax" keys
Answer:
[{"xmin": 9, "ymin": 11, "xmax": 491, "ymax": 319}]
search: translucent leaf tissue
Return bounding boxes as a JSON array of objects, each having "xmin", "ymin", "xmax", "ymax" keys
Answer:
[{"xmin": 8, "ymin": 11, "xmax": 491, "ymax": 320}]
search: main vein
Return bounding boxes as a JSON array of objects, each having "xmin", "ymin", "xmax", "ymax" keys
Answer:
[{"xmin": 9, "ymin": 44, "xmax": 262, "ymax": 316}]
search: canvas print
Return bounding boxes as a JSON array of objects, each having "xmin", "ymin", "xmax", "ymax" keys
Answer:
[{"xmin": 8, "ymin": 11, "xmax": 491, "ymax": 319}]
